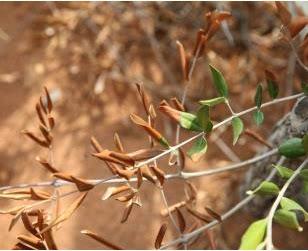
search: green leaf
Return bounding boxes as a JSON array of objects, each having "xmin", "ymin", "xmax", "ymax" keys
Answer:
[
  {"xmin": 302, "ymin": 134, "xmax": 308, "ymax": 153},
  {"xmin": 179, "ymin": 112, "xmax": 203, "ymax": 132},
  {"xmin": 254, "ymin": 84, "xmax": 263, "ymax": 109},
  {"xmin": 301, "ymin": 82, "xmax": 308, "ymax": 95},
  {"xmin": 239, "ymin": 218, "xmax": 267, "ymax": 250},
  {"xmin": 280, "ymin": 197, "xmax": 308, "ymax": 221},
  {"xmin": 247, "ymin": 181, "xmax": 279, "ymax": 196},
  {"xmin": 187, "ymin": 137, "xmax": 208, "ymax": 162},
  {"xmin": 196, "ymin": 105, "xmax": 213, "ymax": 133},
  {"xmin": 199, "ymin": 97, "xmax": 226, "ymax": 107},
  {"xmin": 274, "ymin": 209, "xmax": 303, "ymax": 231},
  {"xmin": 278, "ymin": 137, "xmax": 306, "ymax": 158},
  {"xmin": 232, "ymin": 117, "xmax": 244, "ymax": 145},
  {"xmin": 253, "ymin": 110, "xmax": 264, "ymax": 126},
  {"xmin": 209, "ymin": 64, "xmax": 228, "ymax": 98},
  {"xmin": 267, "ymin": 79, "xmax": 279, "ymax": 99},
  {"xmin": 273, "ymin": 165, "xmax": 294, "ymax": 179}
]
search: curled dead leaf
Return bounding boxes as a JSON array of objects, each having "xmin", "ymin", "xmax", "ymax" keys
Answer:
[{"xmin": 155, "ymin": 223, "xmax": 167, "ymax": 249}]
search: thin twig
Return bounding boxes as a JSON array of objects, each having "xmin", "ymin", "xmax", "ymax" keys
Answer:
[
  {"xmin": 160, "ymin": 157, "xmax": 286, "ymax": 249},
  {"xmin": 265, "ymin": 157, "xmax": 308, "ymax": 250}
]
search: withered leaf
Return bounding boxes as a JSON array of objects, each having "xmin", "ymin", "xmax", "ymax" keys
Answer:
[
  {"xmin": 140, "ymin": 165, "xmax": 156, "ymax": 184},
  {"xmin": 35, "ymin": 156, "xmax": 58, "ymax": 173},
  {"xmin": 186, "ymin": 205, "xmax": 212, "ymax": 223},
  {"xmin": 205, "ymin": 229, "xmax": 217, "ymax": 249},
  {"xmin": 21, "ymin": 130, "xmax": 49, "ymax": 148},
  {"xmin": 130, "ymin": 113, "xmax": 169, "ymax": 148},
  {"xmin": 40, "ymin": 192, "xmax": 88, "ymax": 234},
  {"xmin": 44, "ymin": 86, "xmax": 53, "ymax": 113},
  {"xmin": 115, "ymin": 167, "xmax": 136, "ymax": 180},
  {"xmin": 244, "ymin": 129, "xmax": 273, "ymax": 149},
  {"xmin": 114, "ymin": 133, "xmax": 124, "ymax": 152},
  {"xmin": 90, "ymin": 136, "xmax": 103, "ymax": 152},
  {"xmin": 115, "ymin": 191, "xmax": 136, "ymax": 202},
  {"xmin": 47, "ymin": 115, "xmax": 55, "ymax": 130},
  {"xmin": 9, "ymin": 209, "xmax": 24, "ymax": 231},
  {"xmin": 155, "ymin": 223, "xmax": 167, "ymax": 249},
  {"xmin": 149, "ymin": 165, "xmax": 165, "ymax": 186},
  {"xmin": 184, "ymin": 181, "xmax": 197, "ymax": 202},
  {"xmin": 175, "ymin": 207, "xmax": 186, "ymax": 233},
  {"xmin": 137, "ymin": 168, "xmax": 143, "ymax": 189},
  {"xmin": 17, "ymin": 235, "xmax": 46, "ymax": 250},
  {"xmin": 193, "ymin": 29, "xmax": 206, "ymax": 57},
  {"xmin": 70, "ymin": 176, "xmax": 95, "ymax": 192},
  {"xmin": 81, "ymin": 230, "xmax": 123, "ymax": 250},
  {"xmin": 121, "ymin": 200, "xmax": 133, "ymax": 223},
  {"xmin": 35, "ymin": 103, "xmax": 47, "ymax": 127},
  {"xmin": 30, "ymin": 188, "xmax": 51, "ymax": 200},
  {"xmin": 136, "ymin": 83, "xmax": 151, "ymax": 116},
  {"xmin": 39, "ymin": 125, "xmax": 52, "ymax": 144},
  {"xmin": 170, "ymin": 97, "xmax": 185, "ymax": 112},
  {"xmin": 176, "ymin": 40, "xmax": 189, "ymax": 81},
  {"xmin": 39, "ymin": 96, "xmax": 47, "ymax": 115},
  {"xmin": 93, "ymin": 150, "xmax": 134, "ymax": 167},
  {"xmin": 204, "ymin": 206, "xmax": 222, "ymax": 222},
  {"xmin": 42, "ymin": 228, "xmax": 58, "ymax": 250},
  {"xmin": 21, "ymin": 212, "xmax": 38, "ymax": 236},
  {"xmin": 102, "ymin": 185, "xmax": 131, "ymax": 200},
  {"xmin": 12, "ymin": 242, "xmax": 33, "ymax": 250},
  {"xmin": 127, "ymin": 148, "xmax": 164, "ymax": 161}
]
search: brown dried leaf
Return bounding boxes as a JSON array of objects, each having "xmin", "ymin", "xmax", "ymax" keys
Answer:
[
  {"xmin": 35, "ymin": 156, "xmax": 59, "ymax": 173},
  {"xmin": 137, "ymin": 168, "xmax": 143, "ymax": 189},
  {"xmin": 44, "ymin": 86, "xmax": 53, "ymax": 113},
  {"xmin": 30, "ymin": 188, "xmax": 51, "ymax": 200},
  {"xmin": 9, "ymin": 209, "xmax": 24, "ymax": 231},
  {"xmin": 40, "ymin": 192, "xmax": 88, "ymax": 234},
  {"xmin": 149, "ymin": 165, "xmax": 165, "ymax": 186},
  {"xmin": 93, "ymin": 150, "xmax": 134, "ymax": 167},
  {"xmin": 21, "ymin": 212, "xmax": 38, "ymax": 236},
  {"xmin": 17, "ymin": 235, "xmax": 46, "ymax": 250},
  {"xmin": 42, "ymin": 228, "xmax": 58, "ymax": 250},
  {"xmin": 121, "ymin": 200, "xmax": 133, "ymax": 223},
  {"xmin": 170, "ymin": 97, "xmax": 185, "ymax": 112},
  {"xmin": 70, "ymin": 176, "xmax": 95, "ymax": 192},
  {"xmin": 175, "ymin": 207, "xmax": 186, "ymax": 233},
  {"xmin": 90, "ymin": 136, "xmax": 103, "ymax": 152},
  {"xmin": 102, "ymin": 185, "xmax": 131, "ymax": 200},
  {"xmin": 39, "ymin": 96, "xmax": 47, "ymax": 115},
  {"xmin": 114, "ymin": 133, "xmax": 124, "ymax": 152},
  {"xmin": 155, "ymin": 223, "xmax": 167, "ymax": 249},
  {"xmin": 184, "ymin": 181, "xmax": 197, "ymax": 202},
  {"xmin": 127, "ymin": 148, "xmax": 164, "ymax": 161},
  {"xmin": 186, "ymin": 205, "xmax": 212, "ymax": 223},
  {"xmin": 21, "ymin": 130, "xmax": 49, "ymax": 148},
  {"xmin": 193, "ymin": 29, "xmax": 206, "ymax": 57},
  {"xmin": 204, "ymin": 207, "xmax": 222, "ymax": 222},
  {"xmin": 12, "ymin": 242, "xmax": 34, "ymax": 250},
  {"xmin": 136, "ymin": 83, "xmax": 150, "ymax": 115},
  {"xmin": 53, "ymin": 172, "xmax": 73, "ymax": 183},
  {"xmin": 205, "ymin": 229, "xmax": 217, "ymax": 249},
  {"xmin": 140, "ymin": 165, "xmax": 156, "ymax": 184},
  {"xmin": 81, "ymin": 230, "xmax": 123, "ymax": 250},
  {"xmin": 39, "ymin": 125, "xmax": 52, "ymax": 144},
  {"xmin": 35, "ymin": 103, "xmax": 47, "ymax": 127},
  {"xmin": 244, "ymin": 129, "xmax": 273, "ymax": 149},
  {"xmin": 47, "ymin": 115, "xmax": 55, "ymax": 130},
  {"xmin": 276, "ymin": 1, "xmax": 292, "ymax": 26},
  {"xmin": 115, "ymin": 167, "xmax": 136, "ymax": 180},
  {"xmin": 176, "ymin": 40, "xmax": 189, "ymax": 81},
  {"xmin": 130, "ymin": 113, "xmax": 169, "ymax": 147},
  {"xmin": 115, "ymin": 191, "xmax": 136, "ymax": 202}
]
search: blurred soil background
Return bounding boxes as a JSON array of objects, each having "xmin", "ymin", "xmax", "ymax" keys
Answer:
[{"xmin": 0, "ymin": 2, "xmax": 307, "ymax": 249}]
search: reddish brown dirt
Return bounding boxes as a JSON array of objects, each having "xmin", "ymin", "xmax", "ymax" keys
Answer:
[{"xmin": 0, "ymin": 2, "xmax": 307, "ymax": 249}]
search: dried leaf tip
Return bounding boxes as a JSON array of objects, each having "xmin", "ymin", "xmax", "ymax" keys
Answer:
[
  {"xmin": 81, "ymin": 230, "xmax": 123, "ymax": 250},
  {"xmin": 155, "ymin": 223, "xmax": 167, "ymax": 249}
]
